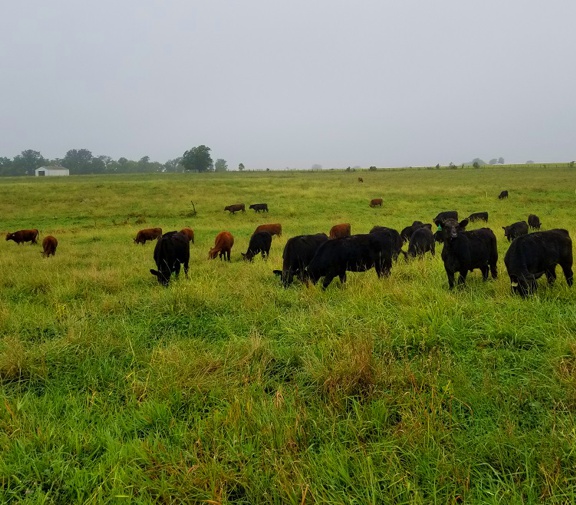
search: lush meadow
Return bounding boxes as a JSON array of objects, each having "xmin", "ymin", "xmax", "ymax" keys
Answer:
[{"xmin": 1, "ymin": 165, "xmax": 576, "ymax": 503}]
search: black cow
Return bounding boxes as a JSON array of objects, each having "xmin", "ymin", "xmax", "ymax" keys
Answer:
[
  {"xmin": 467, "ymin": 212, "xmax": 489, "ymax": 222},
  {"xmin": 503, "ymin": 221, "xmax": 529, "ymax": 242},
  {"xmin": 369, "ymin": 226, "xmax": 407, "ymax": 261},
  {"xmin": 273, "ymin": 233, "xmax": 328, "ymax": 287},
  {"xmin": 150, "ymin": 231, "xmax": 190, "ymax": 286},
  {"xmin": 433, "ymin": 211, "xmax": 458, "ymax": 226},
  {"xmin": 242, "ymin": 231, "xmax": 272, "ymax": 261},
  {"xmin": 504, "ymin": 229, "xmax": 573, "ymax": 297},
  {"xmin": 528, "ymin": 214, "xmax": 542, "ymax": 230},
  {"xmin": 249, "ymin": 203, "xmax": 269, "ymax": 213},
  {"xmin": 498, "ymin": 190, "xmax": 509, "ymax": 199},
  {"xmin": 306, "ymin": 233, "xmax": 395, "ymax": 289},
  {"xmin": 400, "ymin": 221, "xmax": 426, "ymax": 243},
  {"xmin": 408, "ymin": 225, "xmax": 435, "ymax": 258},
  {"xmin": 439, "ymin": 219, "xmax": 498, "ymax": 289}
]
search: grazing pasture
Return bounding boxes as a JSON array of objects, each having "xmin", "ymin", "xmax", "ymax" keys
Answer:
[{"xmin": 1, "ymin": 165, "xmax": 576, "ymax": 503}]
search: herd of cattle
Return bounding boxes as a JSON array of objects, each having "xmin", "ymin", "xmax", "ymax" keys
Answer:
[{"xmin": 5, "ymin": 203, "xmax": 573, "ymax": 297}]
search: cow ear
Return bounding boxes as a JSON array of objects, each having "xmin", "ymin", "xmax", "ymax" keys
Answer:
[{"xmin": 459, "ymin": 219, "xmax": 469, "ymax": 229}]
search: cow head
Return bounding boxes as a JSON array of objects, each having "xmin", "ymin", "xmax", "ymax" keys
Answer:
[
  {"xmin": 438, "ymin": 219, "xmax": 468, "ymax": 240},
  {"xmin": 502, "ymin": 226, "xmax": 512, "ymax": 242},
  {"xmin": 150, "ymin": 268, "xmax": 170, "ymax": 287},
  {"xmin": 509, "ymin": 275, "xmax": 536, "ymax": 297},
  {"xmin": 5, "ymin": 233, "xmax": 12, "ymax": 241},
  {"xmin": 241, "ymin": 252, "xmax": 254, "ymax": 262},
  {"xmin": 208, "ymin": 248, "xmax": 219, "ymax": 260}
]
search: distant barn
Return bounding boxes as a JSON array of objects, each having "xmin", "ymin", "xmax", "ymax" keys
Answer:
[{"xmin": 35, "ymin": 166, "xmax": 69, "ymax": 177}]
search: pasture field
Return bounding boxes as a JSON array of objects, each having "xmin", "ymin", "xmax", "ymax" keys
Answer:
[{"xmin": 1, "ymin": 165, "xmax": 576, "ymax": 504}]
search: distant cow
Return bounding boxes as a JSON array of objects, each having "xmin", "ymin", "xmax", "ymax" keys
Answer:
[
  {"xmin": 467, "ymin": 212, "xmax": 489, "ymax": 223},
  {"xmin": 134, "ymin": 227, "xmax": 162, "ymax": 245},
  {"xmin": 369, "ymin": 198, "xmax": 383, "ymax": 207},
  {"xmin": 329, "ymin": 223, "xmax": 351, "ymax": 239},
  {"xmin": 306, "ymin": 233, "xmax": 395, "ymax": 289},
  {"xmin": 503, "ymin": 221, "xmax": 529, "ymax": 242},
  {"xmin": 438, "ymin": 219, "xmax": 498, "ymax": 289},
  {"xmin": 242, "ymin": 231, "xmax": 272, "ymax": 261},
  {"xmin": 42, "ymin": 236, "xmax": 58, "ymax": 257},
  {"xmin": 498, "ymin": 190, "xmax": 509, "ymax": 199},
  {"xmin": 504, "ymin": 229, "xmax": 573, "ymax": 297},
  {"xmin": 528, "ymin": 214, "xmax": 542, "ymax": 230},
  {"xmin": 369, "ymin": 226, "xmax": 406, "ymax": 261},
  {"xmin": 358, "ymin": 177, "xmax": 364, "ymax": 183},
  {"xmin": 209, "ymin": 231, "xmax": 234, "ymax": 261},
  {"xmin": 433, "ymin": 211, "xmax": 458, "ymax": 226},
  {"xmin": 400, "ymin": 221, "xmax": 426, "ymax": 243},
  {"xmin": 224, "ymin": 204, "xmax": 245, "ymax": 214},
  {"xmin": 254, "ymin": 223, "xmax": 282, "ymax": 237},
  {"xmin": 273, "ymin": 233, "xmax": 328, "ymax": 287},
  {"xmin": 6, "ymin": 229, "xmax": 39, "ymax": 245},
  {"xmin": 180, "ymin": 227, "xmax": 195, "ymax": 244},
  {"xmin": 150, "ymin": 231, "xmax": 190, "ymax": 286},
  {"xmin": 249, "ymin": 203, "xmax": 269, "ymax": 213},
  {"xmin": 408, "ymin": 225, "xmax": 435, "ymax": 258}
]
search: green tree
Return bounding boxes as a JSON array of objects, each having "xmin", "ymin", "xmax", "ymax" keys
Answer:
[
  {"xmin": 164, "ymin": 157, "xmax": 184, "ymax": 173},
  {"xmin": 181, "ymin": 145, "xmax": 213, "ymax": 172},
  {"xmin": 12, "ymin": 149, "xmax": 46, "ymax": 175},
  {"xmin": 498, "ymin": 157, "xmax": 505, "ymax": 164},
  {"xmin": 214, "ymin": 158, "xmax": 228, "ymax": 172},
  {"xmin": 238, "ymin": 163, "xmax": 245, "ymax": 172},
  {"xmin": 489, "ymin": 158, "xmax": 497, "ymax": 165},
  {"xmin": 62, "ymin": 149, "xmax": 94, "ymax": 174}
]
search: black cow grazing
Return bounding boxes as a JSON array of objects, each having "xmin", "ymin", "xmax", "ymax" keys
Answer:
[
  {"xmin": 433, "ymin": 211, "xmax": 458, "ymax": 226},
  {"xmin": 273, "ymin": 233, "xmax": 328, "ymax": 287},
  {"xmin": 504, "ymin": 229, "xmax": 573, "ymax": 297},
  {"xmin": 498, "ymin": 190, "xmax": 509, "ymax": 199},
  {"xmin": 408, "ymin": 225, "xmax": 435, "ymax": 258},
  {"xmin": 503, "ymin": 221, "xmax": 529, "ymax": 242},
  {"xmin": 249, "ymin": 203, "xmax": 269, "ymax": 213},
  {"xmin": 306, "ymin": 233, "xmax": 395, "ymax": 289},
  {"xmin": 150, "ymin": 231, "xmax": 190, "ymax": 286},
  {"xmin": 370, "ymin": 226, "xmax": 406, "ymax": 261},
  {"xmin": 242, "ymin": 231, "xmax": 272, "ymax": 261},
  {"xmin": 467, "ymin": 212, "xmax": 489, "ymax": 223},
  {"xmin": 528, "ymin": 214, "xmax": 542, "ymax": 230},
  {"xmin": 439, "ymin": 219, "xmax": 498, "ymax": 289},
  {"xmin": 400, "ymin": 221, "xmax": 426, "ymax": 243}
]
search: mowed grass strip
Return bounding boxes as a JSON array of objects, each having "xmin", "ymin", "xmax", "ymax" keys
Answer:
[{"xmin": 1, "ymin": 165, "xmax": 576, "ymax": 503}]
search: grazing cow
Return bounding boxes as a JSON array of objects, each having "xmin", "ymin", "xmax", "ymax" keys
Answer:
[
  {"xmin": 150, "ymin": 231, "xmax": 190, "ymax": 286},
  {"xmin": 42, "ymin": 235, "xmax": 58, "ymax": 257},
  {"xmin": 358, "ymin": 177, "xmax": 364, "ymax": 183},
  {"xmin": 433, "ymin": 211, "xmax": 458, "ymax": 226},
  {"xmin": 369, "ymin": 226, "xmax": 406, "ymax": 261},
  {"xmin": 209, "ymin": 231, "xmax": 234, "ymax": 261},
  {"xmin": 134, "ymin": 227, "xmax": 162, "ymax": 245},
  {"xmin": 249, "ymin": 203, "xmax": 269, "ymax": 213},
  {"xmin": 224, "ymin": 203, "xmax": 246, "ymax": 214},
  {"xmin": 329, "ymin": 223, "xmax": 351, "ymax": 239},
  {"xmin": 180, "ymin": 227, "xmax": 195, "ymax": 244},
  {"xmin": 503, "ymin": 221, "xmax": 529, "ymax": 242},
  {"xmin": 528, "ymin": 214, "xmax": 542, "ymax": 230},
  {"xmin": 438, "ymin": 219, "xmax": 498, "ymax": 289},
  {"xmin": 369, "ymin": 198, "xmax": 383, "ymax": 207},
  {"xmin": 254, "ymin": 223, "xmax": 282, "ymax": 237},
  {"xmin": 273, "ymin": 233, "xmax": 328, "ymax": 287},
  {"xmin": 408, "ymin": 225, "xmax": 435, "ymax": 258},
  {"xmin": 498, "ymin": 190, "xmax": 509, "ymax": 199},
  {"xmin": 6, "ymin": 229, "xmax": 39, "ymax": 245},
  {"xmin": 400, "ymin": 221, "xmax": 426, "ymax": 243},
  {"xmin": 241, "ymin": 231, "xmax": 272, "ymax": 261},
  {"xmin": 306, "ymin": 233, "xmax": 395, "ymax": 289},
  {"xmin": 467, "ymin": 212, "xmax": 489, "ymax": 223},
  {"xmin": 504, "ymin": 229, "xmax": 573, "ymax": 297}
]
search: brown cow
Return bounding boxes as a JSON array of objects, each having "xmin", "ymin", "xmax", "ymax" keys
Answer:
[
  {"xmin": 208, "ymin": 231, "xmax": 234, "ymax": 261},
  {"xmin": 134, "ymin": 228, "xmax": 162, "ymax": 245},
  {"xmin": 358, "ymin": 177, "xmax": 364, "ymax": 183},
  {"xmin": 6, "ymin": 229, "xmax": 39, "ymax": 244},
  {"xmin": 369, "ymin": 198, "xmax": 383, "ymax": 207},
  {"xmin": 254, "ymin": 223, "xmax": 282, "ymax": 237},
  {"xmin": 42, "ymin": 236, "xmax": 58, "ymax": 257},
  {"xmin": 180, "ymin": 227, "xmax": 195, "ymax": 244},
  {"xmin": 224, "ymin": 203, "xmax": 245, "ymax": 214},
  {"xmin": 329, "ymin": 223, "xmax": 351, "ymax": 239}
]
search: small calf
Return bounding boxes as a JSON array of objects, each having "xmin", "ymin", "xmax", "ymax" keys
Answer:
[{"xmin": 42, "ymin": 235, "xmax": 58, "ymax": 257}]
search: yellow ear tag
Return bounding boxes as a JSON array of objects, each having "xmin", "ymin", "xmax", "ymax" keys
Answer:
[{"xmin": 511, "ymin": 282, "xmax": 519, "ymax": 287}]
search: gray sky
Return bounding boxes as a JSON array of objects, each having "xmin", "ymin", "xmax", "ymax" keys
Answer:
[{"xmin": 1, "ymin": 0, "xmax": 575, "ymax": 169}]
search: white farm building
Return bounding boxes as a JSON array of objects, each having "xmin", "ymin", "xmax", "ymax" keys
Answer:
[{"xmin": 35, "ymin": 166, "xmax": 69, "ymax": 177}]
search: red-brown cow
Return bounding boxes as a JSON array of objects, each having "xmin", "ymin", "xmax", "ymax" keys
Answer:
[
  {"xmin": 42, "ymin": 236, "xmax": 58, "ymax": 257},
  {"xmin": 369, "ymin": 198, "xmax": 383, "ymax": 208},
  {"xmin": 329, "ymin": 223, "xmax": 351, "ymax": 239},
  {"xmin": 358, "ymin": 177, "xmax": 364, "ymax": 183},
  {"xmin": 6, "ymin": 229, "xmax": 39, "ymax": 244},
  {"xmin": 224, "ymin": 204, "xmax": 245, "ymax": 214},
  {"xmin": 208, "ymin": 231, "xmax": 234, "ymax": 261},
  {"xmin": 254, "ymin": 223, "xmax": 282, "ymax": 237},
  {"xmin": 134, "ymin": 228, "xmax": 162, "ymax": 245},
  {"xmin": 180, "ymin": 227, "xmax": 195, "ymax": 244}
]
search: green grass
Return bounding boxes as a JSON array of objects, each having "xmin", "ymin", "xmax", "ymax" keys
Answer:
[{"xmin": 1, "ymin": 165, "xmax": 576, "ymax": 503}]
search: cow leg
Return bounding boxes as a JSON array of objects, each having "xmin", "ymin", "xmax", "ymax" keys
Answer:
[
  {"xmin": 184, "ymin": 261, "xmax": 189, "ymax": 278},
  {"xmin": 545, "ymin": 267, "xmax": 557, "ymax": 285},
  {"xmin": 560, "ymin": 262, "xmax": 574, "ymax": 287},
  {"xmin": 481, "ymin": 265, "xmax": 489, "ymax": 281},
  {"xmin": 339, "ymin": 272, "xmax": 347, "ymax": 284},
  {"xmin": 322, "ymin": 274, "xmax": 336, "ymax": 289},
  {"xmin": 226, "ymin": 250, "xmax": 231, "ymax": 262},
  {"xmin": 458, "ymin": 270, "xmax": 467, "ymax": 286},
  {"xmin": 174, "ymin": 262, "xmax": 181, "ymax": 278},
  {"xmin": 445, "ymin": 268, "xmax": 456, "ymax": 289}
]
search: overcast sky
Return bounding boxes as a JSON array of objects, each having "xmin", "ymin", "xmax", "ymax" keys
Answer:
[{"xmin": 1, "ymin": 1, "xmax": 574, "ymax": 169}]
